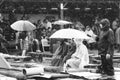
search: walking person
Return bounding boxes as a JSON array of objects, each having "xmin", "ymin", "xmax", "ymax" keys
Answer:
[{"xmin": 97, "ymin": 18, "xmax": 115, "ymax": 76}]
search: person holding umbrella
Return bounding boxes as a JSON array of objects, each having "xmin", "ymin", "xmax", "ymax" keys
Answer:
[{"xmin": 10, "ymin": 20, "xmax": 40, "ymax": 56}]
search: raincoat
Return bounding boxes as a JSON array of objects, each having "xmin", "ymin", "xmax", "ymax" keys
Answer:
[{"xmin": 64, "ymin": 39, "xmax": 89, "ymax": 70}]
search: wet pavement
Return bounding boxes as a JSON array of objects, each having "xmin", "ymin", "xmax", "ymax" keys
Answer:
[{"xmin": 1, "ymin": 49, "xmax": 120, "ymax": 80}]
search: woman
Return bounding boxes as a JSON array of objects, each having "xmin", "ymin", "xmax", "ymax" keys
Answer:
[
  {"xmin": 64, "ymin": 38, "xmax": 89, "ymax": 70},
  {"xmin": 51, "ymin": 39, "xmax": 69, "ymax": 66},
  {"xmin": 62, "ymin": 39, "xmax": 76, "ymax": 65}
]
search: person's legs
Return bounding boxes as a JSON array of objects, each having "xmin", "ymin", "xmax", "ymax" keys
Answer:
[
  {"xmin": 97, "ymin": 55, "xmax": 106, "ymax": 74},
  {"xmin": 100, "ymin": 55, "xmax": 114, "ymax": 76},
  {"xmin": 97, "ymin": 55, "xmax": 107, "ymax": 74},
  {"xmin": 22, "ymin": 50, "xmax": 26, "ymax": 56},
  {"xmin": 104, "ymin": 56, "xmax": 114, "ymax": 76}
]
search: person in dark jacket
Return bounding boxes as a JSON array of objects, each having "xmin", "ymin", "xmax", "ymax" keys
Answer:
[
  {"xmin": 51, "ymin": 39, "xmax": 69, "ymax": 66},
  {"xmin": 62, "ymin": 39, "xmax": 76, "ymax": 65},
  {"xmin": 97, "ymin": 18, "xmax": 114, "ymax": 76}
]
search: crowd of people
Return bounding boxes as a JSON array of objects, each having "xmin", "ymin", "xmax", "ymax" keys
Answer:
[
  {"xmin": 50, "ymin": 18, "xmax": 115, "ymax": 76},
  {"xmin": 0, "ymin": 10, "xmax": 120, "ymax": 76}
]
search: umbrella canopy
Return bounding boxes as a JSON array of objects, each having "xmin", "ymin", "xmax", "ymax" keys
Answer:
[
  {"xmin": 52, "ymin": 20, "xmax": 72, "ymax": 25},
  {"xmin": 50, "ymin": 28, "xmax": 89, "ymax": 39},
  {"xmin": 11, "ymin": 20, "xmax": 36, "ymax": 31}
]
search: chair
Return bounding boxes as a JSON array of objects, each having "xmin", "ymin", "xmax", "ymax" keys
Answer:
[{"xmin": 41, "ymin": 37, "xmax": 50, "ymax": 52}]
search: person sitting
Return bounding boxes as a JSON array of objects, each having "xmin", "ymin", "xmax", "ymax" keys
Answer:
[
  {"xmin": 61, "ymin": 39, "xmax": 76, "ymax": 66},
  {"xmin": 51, "ymin": 39, "xmax": 69, "ymax": 67},
  {"xmin": 63, "ymin": 38, "xmax": 89, "ymax": 71}
]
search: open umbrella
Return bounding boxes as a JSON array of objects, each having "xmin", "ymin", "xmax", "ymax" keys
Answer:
[
  {"xmin": 11, "ymin": 20, "xmax": 36, "ymax": 31},
  {"xmin": 50, "ymin": 28, "xmax": 89, "ymax": 39},
  {"xmin": 52, "ymin": 20, "xmax": 72, "ymax": 25}
]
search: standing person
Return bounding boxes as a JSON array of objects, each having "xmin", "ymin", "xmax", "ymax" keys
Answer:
[
  {"xmin": 97, "ymin": 18, "xmax": 115, "ymax": 76},
  {"xmin": 20, "ymin": 31, "xmax": 28, "ymax": 56},
  {"xmin": 115, "ymin": 26, "xmax": 120, "ymax": 52}
]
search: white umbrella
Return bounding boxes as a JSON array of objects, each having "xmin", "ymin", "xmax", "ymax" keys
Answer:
[
  {"xmin": 50, "ymin": 28, "xmax": 90, "ymax": 39},
  {"xmin": 11, "ymin": 20, "xmax": 36, "ymax": 31},
  {"xmin": 52, "ymin": 20, "xmax": 72, "ymax": 25}
]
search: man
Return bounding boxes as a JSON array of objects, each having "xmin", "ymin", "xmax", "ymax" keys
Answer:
[{"xmin": 97, "ymin": 18, "xmax": 114, "ymax": 76}]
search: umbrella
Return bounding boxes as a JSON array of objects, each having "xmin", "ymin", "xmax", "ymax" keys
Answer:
[
  {"xmin": 52, "ymin": 20, "xmax": 72, "ymax": 25},
  {"xmin": 11, "ymin": 20, "xmax": 36, "ymax": 31},
  {"xmin": 50, "ymin": 28, "xmax": 90, "ymax": 39}
]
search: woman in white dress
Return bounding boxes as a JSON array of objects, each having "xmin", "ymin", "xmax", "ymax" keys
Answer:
[{"xmin": 64, "ymin": 38, "xmax": 89, "ymax": 70}]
